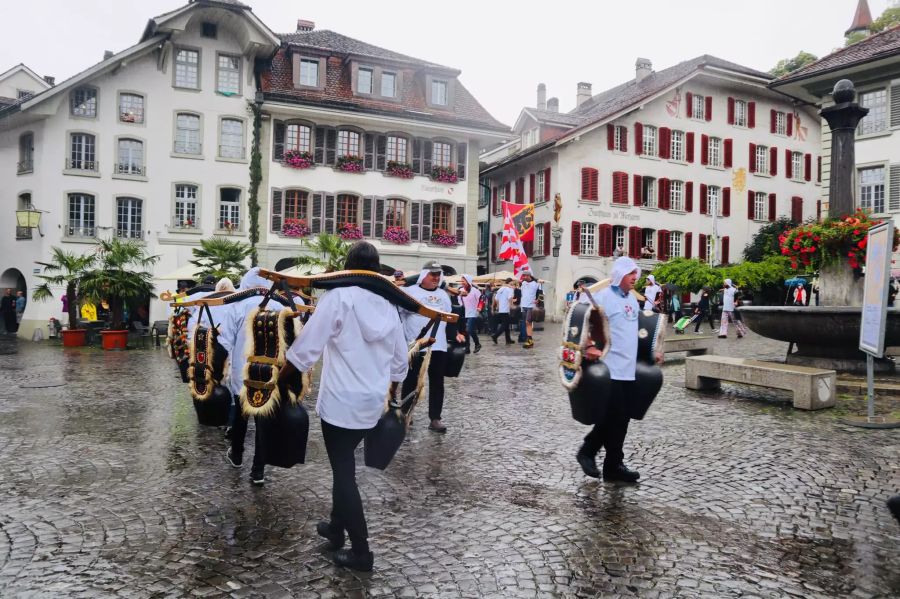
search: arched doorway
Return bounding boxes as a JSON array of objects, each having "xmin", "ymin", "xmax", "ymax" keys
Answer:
[{"xmin": 0, "ymin": 268, "xmax": 27, "ymax": 334}]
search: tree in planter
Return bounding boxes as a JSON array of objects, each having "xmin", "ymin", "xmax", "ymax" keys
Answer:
[
  {"xmin": 293, "ymin": 233, "xmax": 351, "ymax": 273},
  {"xmin": 742, "ymin": 217, "xmax": 796, "ymax": 262},
  {"xmin": 80, "ymin": 239, "xmax": 159, "ymax": 330},
  {"xmin": 189, "ymin": 236, "xmax": 251, "ymax": 284},
  {"xmin": 32, "ymin": 247, "xmax": 95, "ymax": 329}
]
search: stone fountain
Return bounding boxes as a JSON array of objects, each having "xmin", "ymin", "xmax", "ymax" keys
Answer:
[{"xmin": 740, "ymin": 80, "xmax": 899, "ymax": 373}]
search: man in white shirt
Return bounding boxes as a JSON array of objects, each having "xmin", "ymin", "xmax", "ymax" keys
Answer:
[
  {"xmin": 642, "ymin": 274, "xmax": 661, "ymax": 312},
  {"xmin": 490, "ymin": 279, "xmax": 515, "ymax": 345},
  {"xmin": 718, "ymin": 278, "xmax": 747, "ymax": 339},
  {"xmin": 518, "ymin": 270, "xmax": 541, "ymax": 349}
]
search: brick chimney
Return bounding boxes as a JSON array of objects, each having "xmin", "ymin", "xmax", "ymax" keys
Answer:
[
  {"xmin": 43, "ymin": 75, "xmax": 55, "ymax": 86},
  {"xmin": 635, "ymin": 58, "xmax": 652, "ymax": 83},
  {"xmin": 547, "ymin": 97, "xmax": 559, "ymax": 113},
  {"xmin": 537, "ymin": 83, "xmax": 547, "ymax": 110},
  {"xmin": 296, "ymin": 19, "xmax": 315, "ymax": 32},
  {"xmin": 576, "ymin": 82, "xmax": 592, "ymax": 107}
]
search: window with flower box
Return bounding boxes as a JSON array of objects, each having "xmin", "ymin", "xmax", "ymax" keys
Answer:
[
  {"xmin": 284, "ymin": 190, "xmax": 309, "ymax": 222},
  {"xmin": 218, "ymin": 188, "xmax": 241, "ymax": 231},
  {"xmin": 580, "ymin": 222, "xmax": 597, "ymax": 256},
  {"xmin": 433, "ymin": 141, "xmax": 452, "ymax": 168},
  {"xmin": 337, "ymin": 130, "xmax": 361, "ymax": 157},
  {"xmin": 70, "ymin": 87, "xmax": 97, "ymax": 118},
  {"xmin": 286, "ymin": 123, "xmax": 312, "ymax": 153},
  {"xmin": 385, "ymin": 198, "xmax": 407, "ymax": 228},
  {"xmin": 174, "ymin": 48, "xmax": 200, "ymax": 89},
  {"xmin": 119, "ymin": 93, "xmax": 144, "ymax": 123},
  {"xmin": 431, "ymin": 202, "xmax": 452, "ymax": 232},
  {"xmin": 173, "ymin": 184, "xmax": 198, "ymax": 228},
  {"xmin": 642, "ymin": 125, "xmax": 657, "ymax": 156},
  {"xmin": 859, "ymin": 89, "xmax": 887, "ymax": 135},
  {"xmin": 337, "ymin": 194, "xmax": 360, "ymax": 228},
  {"xmin": 116, "ymin": 197, "xmax": 143, "ymax": 240},
  {"xmin": 386, "ymin": 136, "xmax": 408, "ymax": 162}
]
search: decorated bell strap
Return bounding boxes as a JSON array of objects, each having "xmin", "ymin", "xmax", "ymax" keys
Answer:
[
  {"xmin": 637, "ymin": 310, "xmax": 666, "ymax": 364},
  {"xmin": 239, "ymin": 307, "xmax": 308, "ymax": 418},
  {"xmin": 188, "ymin": 324, "xmax": 228, "ymax": 402},
  {"xmin": 177, "ymin": 286, "xmax": 300, "ymax": 310},
  {"xmin": 559, "ymin": 301, "xmax": 610, "ymax": 391},
  {"xmin": 168, "ymin": 309, "xmax": 190, "ymax": 364}
]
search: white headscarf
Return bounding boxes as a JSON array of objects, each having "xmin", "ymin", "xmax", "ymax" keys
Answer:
[
  {"xmin": 724, "ymin": 278, "xmax": 732, "ymax": 287},
  {"xmin": 215, "ymin": 278, "xmax": 235, "ymax": 292},
  {"xmin": 461, "ymin": 274, "xmax": 474, "ymax": 287},
  {"xmin": 647, "ymin": 274, "xmax": 656, "ymax": 284},
  {"xmin": 416, "ymin": 269, "xmax": 444, "ymax": 288},
  {"xmin": 239, "ymin": 267, "xmax": 269, "ymax": 290},
  {"xmin": 610, "ymin": 257, "xmax": 640, "ymax": 287}
]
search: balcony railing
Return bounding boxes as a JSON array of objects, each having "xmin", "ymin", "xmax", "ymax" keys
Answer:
[
  {"xmin": 65, "ymin": 158, "xmax": 98, "ymax": 172},
  {"xmin": 218, "ymin": 145, "xmax": 246, "ymax": 159},
  {"xmin": 17, "ymin": 159, "xmax": 33, "ymax": 174},
  {"xmin": 15, "ymin": 226, "xmax": 32, "ymax": 240},
  {"xmin": 174, "ymin": 142, "xmax": 202, "ymax": 155},
  {"xmin": 114, "ymin": 163, "xmax": 146, "ymax": 176},
  {"xmin": 67, "ymin": 225, "xmax": 96, "ymax": 238},
  {"xmin": 116, "ymin": 228, "xmax": 144, "ymax": 240}
]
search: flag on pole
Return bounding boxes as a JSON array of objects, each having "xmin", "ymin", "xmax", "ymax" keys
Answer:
[
  {"xmin": 499, "ymin": 203, "xmax": 531, "ymax": 276},
  {"xmin": 501, "ymin": 201, "xmax": 535, "ymax": 241}
]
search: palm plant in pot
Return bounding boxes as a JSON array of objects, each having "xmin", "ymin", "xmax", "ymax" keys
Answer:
[
  {"xmin": 32, "ymin": 247, "xmax": 96, "ymax": 347},
  {"xmin": 188, "ymin": 236, "xmax": 251, "ymax": 286},
  {"xmin": 80, "ymin": 238, "xmax": 159, "ymax": 350}
]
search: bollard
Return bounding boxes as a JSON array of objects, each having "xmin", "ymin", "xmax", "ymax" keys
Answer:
[{"xmin": 32, "ymin": 329, "xmax": 44, "ymax": 342}]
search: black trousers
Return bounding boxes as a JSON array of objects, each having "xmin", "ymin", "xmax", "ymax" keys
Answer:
[
  {"xmin": 231, "ymin": 410, "xmax": 266, "ymax": 477},
  {"xmin": 400, "ymin": 351, "xmax": 448, "ymax": 421},
  {"xmin": 582, "ymin": 380, "xmax": 633, "ymax": 469},
  {"xmin": 321, "ymin": 420, "xmax": 370, "ymax": 554},
  {"xmin": 492, "ymin": 313, "xmax": 512, "ymax": 342},
  {"xmin": 693, "ymin": 309, "xmax": 715, "ymax": 332}
]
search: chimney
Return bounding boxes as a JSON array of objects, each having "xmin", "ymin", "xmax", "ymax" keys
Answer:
[
  {"xmin": 537, "ymin": 83, "xmax": 547, "ymax": 110},
  {"xmin": 43, "ymin": 75, "xmax": 55, "ymax": 86},
  {"xmin": 635, "ymin": 57, "xmax": 652, "ymax": 83},
  {"xmin": 296, "ymin": 19, "xmax": 315, "ymax": 32},
  {"xmin": 576, "ymin": 82, "xmax": 592, "ymax": 107},
  {"xmin": 547, "ymin": 97, "xmax": 559, "ymax": 113},
  {"xmin": 103, "ymin": 50, "xmax": 114, "ymax": 60}
]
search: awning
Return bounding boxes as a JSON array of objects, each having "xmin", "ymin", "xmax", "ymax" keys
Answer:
[
  {"xmin": 156, "ymin": 263, "xmax": 206, "ymax": 281},
  {"xmin": 472, "ymin": 270, "xmax": 516, "ymax": 283}
]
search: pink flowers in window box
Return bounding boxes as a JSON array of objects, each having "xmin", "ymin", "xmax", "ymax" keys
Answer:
[
  {"xmin": 386, "ymin": 161, "xmax": 414, "ymax": 179},
  {"xmin": 282, "ymin": 218, "xmax": 310, "ymax": 238},
  {"xmin": 339, "ymin": 222, "xmax": 363, "ymax": 240},
  {"xmin": 283, "ymin": 150, "xmax": 314, "ymax": 169},
  {"xmin": 431, "ymin": 165, "xmax": 459, "ymax": 183},
  {"xmin": 336, "ymin": 155, "xmax": 364, "ymax": 173},
  {"xmin": 383, "ymin": 226, "xmax": 410, "ymax": 244},
  {"xmin": 431, "ymin": 228, "xmax": 457, "ymax": 247}
]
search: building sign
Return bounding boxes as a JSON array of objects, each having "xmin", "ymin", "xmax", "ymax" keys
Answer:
[
  {"xmin": 859, "ymin": 221, "xmax": 893, "ymax": 356},
  {"xmin": 421, "ymin": 184, "xmax": 454, "ymax": 196},
  {"xmin": 586, "ymin": 207, "xmax": 640, "ymax": 222}
]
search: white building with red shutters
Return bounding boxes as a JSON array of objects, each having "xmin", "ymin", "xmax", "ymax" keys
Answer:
[{"xmin": 479, "ymin": 55, "xmax": 822, "ymax": 317}]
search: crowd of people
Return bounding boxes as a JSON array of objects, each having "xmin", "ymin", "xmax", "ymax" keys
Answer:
[{"xmin": 0, "ymin": 288, "xmax": 25, "ymax": 334}]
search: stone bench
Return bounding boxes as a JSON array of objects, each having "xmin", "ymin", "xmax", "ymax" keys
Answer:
[
  {"xmin": 685, "ymin": 355, "xmax": 836, "ymax": 410},
  {"xmin": 664, "ymin": 335, "xmax": 714, "ymax": 356}
]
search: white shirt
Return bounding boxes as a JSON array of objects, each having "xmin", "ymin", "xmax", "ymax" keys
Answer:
[
  {"xmin": 286, "ymin": 287, "xmax": 408, "ymax": 430},
  {"xmin": 722, "ymin": 287, "xmax": 737, "ymax": 312},
  {"xmin": 461, "ymin": 286, "xmax": 481, "ymax": 318},
  {"xmin": 643, "ymin": 284, "xmax": 661, "ymax": 309},
  {"xmin": 494, "ymin": 286, "xmax": 514, "ymax": 313},
  {"xmin": 583, "ymin": 286, "xmax": 639, "ymax": 381},
  {"xmin": 401, "ymin": 284, "xmax": 452, "ymax": 352},
  {"xmin": 520, "ymin": 280, "xmax": 540, "ymax": 309}
]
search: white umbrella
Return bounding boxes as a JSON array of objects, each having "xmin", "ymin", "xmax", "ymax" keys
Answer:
[
  {"xmin": 277, "ymin": 263, "xmax": 326, "ymax": 277},
  {"xmin": 156, "ymin": 263, "xmax": 206, "ymax": 280}
]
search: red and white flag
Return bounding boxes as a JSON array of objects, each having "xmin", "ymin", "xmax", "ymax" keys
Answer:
[{"xmin": 499, "ymin": 203, "xmax": 531, "ymax": 276}]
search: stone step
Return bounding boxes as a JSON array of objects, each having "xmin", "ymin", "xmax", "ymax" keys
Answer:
[{"xmin": 837, "ymin": 378, "xmax": 900, "ymax": 398}]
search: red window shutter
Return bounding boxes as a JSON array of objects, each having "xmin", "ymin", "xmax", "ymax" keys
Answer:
[
  {"xmin": 523, "ymin": 239, "xmax": 533, "ymax": 257},
  {"xmin": 621, "ymin": 172, "xmax": 629, "ymax": 203},
  {"xmin": 516, "ymin": 177, "xmax": 524, "ymax": 203},
  {"xmin": 505, "ymin": 182, "xmax": 511, "ymax": 204},
  {"xmin": 701, "ymin": 134, "xmax": 709, "ymax": 165},
  {"xmin": 607, "ymin": 124, "xmax": 615, "ymax": 151},
  {"xmin": 663, "ymin": 178, "xmax": 671, "ymax": 210},
  {"xmin": 785, "ymin": 149, "xmax": 793, "ymax": 179},
  {"xmin": 685, "ymin": 232, "xmax": 693, "ymax": 258},
  {"xmin": 629, "ymin": 226, "xmax": 642, "ymax": 258},
  {"xmin": 492, "ymin": 186, "xmax": 498, "ymax": 215},
  {"xmin": 658, "ymin": 177, "xmax": 666, "ymax": 209},
  {"xmin": 748, "ymin": 101, "xmax": 756, "ymax": 129},
  {"xmin": 571, "ymin": 221, "xmax": 581, "ymax": 256},
  {"xmin": 599, "ymin": 224, "xmax": 613, "ymax": 256},
  {"xmin": 699, "ymin": 233, "xmax": 707, "ymax": 261},
  {"xmin": 544, "ymin": 168, "xmax": 551, "ymax": 201},
  {"xmin": 723, "ymin": 187, "xmax": 731, "ymax": 217},
  {"xmin": 791, "ymin": 196, "xmax": 803, "ymax": 223},
  {"xmin": 686, "ymin": 92, "xmax": 693, "ymax": 118},
  {"xmin": 591, "ymin": 169, "xmax": 599, "ymax": 201},
  {"xmin": 705, "ymin": 96, "xmax": 712, "ymax": 122},
  {"xmin": 659, "ymin": 127, "xmax": 670, "ymax": 159},
  {"xmin": 724, "ymin": 138, "xmax": 733, "ymax": 168},
  {"xmin": 529, "ymin": 173, "xmax": 535, "ymax": 203},
  {"xmin": 490, "ymin": 234, "xmax": 496, "ymax": 261},
  {"xmin": 747, "ymin": 190, "xmax": 754, "ymax": 221},
  {"xmin": 749, "ymin": 143, "xmax": 757, "ymax": 173},
  {"xmin": 635, "ymin": 122, "xmax": 644, "ymax": 155},
  {"xmin": 804, "ymin": 153, "xmax": 812, "ymax": 181},
  {"xmin": 721, "ymin": 236, "xmax": 730, "ymax": 264},
  {"xmin": 686, "ymin": 132, "xmax": 695, "ymax": 163},
  {"xmin": 770, "ymin": 147, "xmax": 778, "ymax": 176},
  {"xmin": 770, "ymin": 110, "xmax": 777, "ymax": 134},
  {"xmin": 768, "ymin": 193, "xmax": 776, "ymax": 222},
  {"xmin": 612, "ymin": 172, "xmax": 622, "ymax": 203},
  {"xmin": 633, "ymin": 174, "xmax": 643, "ymax": 206},
  {"xmin": 817, "ymin": 156, "xmax": 822, "ymax": 183},
  {"xmin": 787, "ymin": 113, "xmax": 794, "ymax": 137},
  {"xmin": 543, "ymin": 222, "xmax": 551, "ymax": 256},
  {"xmin": 581, "ymin": 168, "xmax": 590, "ymax": 200},
  {"xmin": 685, "ymin": 181, "xmax": 694, "ymax": 212},
  {"xmin": 727, "ymin": 97, "xmax": 735, "ymax": 125},
  {"xmin": 657, "ymin": 229, "xmax": 668, "ymax": 261},
  {"xmin": 622, "ymin": 127, "xmax": 628, "ymax": 152},
  {"xmin": 699, "ymin": 184, "xmax": 708, "ymax": 214}
]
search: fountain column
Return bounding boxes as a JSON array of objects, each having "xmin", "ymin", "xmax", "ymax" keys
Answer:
[{"xmin": 819, "ymin": 80, "xmax": 869, "ymax": 220}]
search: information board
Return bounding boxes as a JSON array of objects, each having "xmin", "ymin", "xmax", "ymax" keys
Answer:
[{"xmin": 859, "ymin": 221, "xmax": 894, "ymax": 356}]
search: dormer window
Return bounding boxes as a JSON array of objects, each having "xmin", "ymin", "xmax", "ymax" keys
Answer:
[
  {"xmin": 432, "ymin": 80, "xmax": 448, "ymax": 106},
  {"xmin": 358, "ymin": 67, "xmax": 373, "ymax": 94},
  {"xmin": 381, "ymin": 72, "xmax": 396, "ymax": 98},
  {"xmin": 300, "ymin": 59, "xmax": 319, "ymax": 87},
  {"xmin": 201, "ymin": 22, "xmax": 217, "ymax": 39}
]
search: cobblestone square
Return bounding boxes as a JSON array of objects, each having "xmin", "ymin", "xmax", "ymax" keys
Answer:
[{"xmin": 0, "ymin": 330, "xmax": 897, "ymax": 598}]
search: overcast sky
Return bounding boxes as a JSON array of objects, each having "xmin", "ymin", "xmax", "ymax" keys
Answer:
[{"xmin": 0, "ymin": 0, "xmax": 893, "ymax": 126}]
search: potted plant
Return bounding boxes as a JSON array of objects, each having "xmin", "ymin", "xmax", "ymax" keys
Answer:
[
  {"xmin": 335, "ymin": 154, "xmax": 364, "ymax": 173},
  {"xmin": 32, "ymin": 247, "xmax": 96, "ymax": 347},
  {"xmin": 283, "ymin": 149, "xmax": 314, "ymax": 169},
  {"xmin": 294, "ymin": 233, "xmax": 351, "ymax": 273},
  {"xmin": 386, "ymin": 160, "xmax": 414, "ymax": 179},
  {"xmin": 282, "ymin": 218, "xmax": 311, "ymax": 238},
  {"xmin": 189, "ymin": 236, "xmax": 251, "ymax": 284},
  {"xmin": 80, "ymin": 238, "xmax": 159, "ymax": 350},
  {"xmin": 338, "ymin": 222, "xmax": 363, "ymax": 240},
  {"xmin": 431, "ymin": 228, "xmax": 457, "ymax": 247},
  {"xmin": 383, "ymin": 226, "xmax": 410, "ymax": 245},
  {"xmin": 431, "ymin": 165, "xmax": 459, "ymax": 183}
]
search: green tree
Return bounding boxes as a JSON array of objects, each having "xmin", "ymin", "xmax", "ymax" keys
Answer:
[
  {"xmin": 32, "ymin": 247, "xmax": 96, "ymax": 329},
  {"xmin": 189, "ymin": 237, "xmax": 251, "ymax": 283},
  {"xmin": 293, "ymin": 233, "xmax": 351, "ymax": 273},
  {"xmin": 644, "ymin": 258, "xmax": 721, "ymax": 293},
  {"xmin": 845, "ymin": 30, "xmax": 868, "ymax": 46},
  {"xmin": 721, "ymin": 256, "xmax": 794, "ymax": 290},
  {"xmin": 247, "ymin": 100, "xmax": 262, "ymax": 266},
  {"xmin": 742, "ymin": 217, "xmax": 796, "ymax": 262},
  {"xmin": 80, "ymin": 239, "xmax": 159, "ymax": 330},
  {"xmin": 871, "ymin": 6, "xmax": 900, "ymax": 32},
  {"xmin": 769, "ymin": 51, "xmax": 818, "ymax": 77}
]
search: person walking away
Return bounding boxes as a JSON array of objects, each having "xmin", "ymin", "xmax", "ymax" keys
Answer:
[
  {"xmin": 576, "ymin": 257, "xmax": 663, "ymax": 482},
  {"xmin": 693, "ymin": 288, "xmax": 715, "ymax": 334},
  {"xmin": 491, "ymin": 279, "xmax": 515, "ymax": 345},
  {"xmin": 718, "ymin": 279, "xmax": 747, "ymax": 339},
  {"xmin": 400, "ymin": 260, "xmax": 465, "ymax": 433},
  {"xmin": 1, "ymin": 289, "xmax": 15, "ymax": 334},
  {"xmin": 512, "ymin": 281, "xmax": 525, "ymax": 342},
  {"xmin": 643, "ymin": 275, "xmax": 661, "ymax": 312},
  {"xmin": 279, "ymin": 242, "xmax": 409, "ymax": 572},
  {"xmin": 460, "ymin": 275, "xmax": 482, "ymax": 353},
  {"xmin": 14, "ymin": 291, "xmax": 26, "ymax": 332},
  {"xmin": 519, "ymin": 270, "xmax": 541, "ymax": 348}
]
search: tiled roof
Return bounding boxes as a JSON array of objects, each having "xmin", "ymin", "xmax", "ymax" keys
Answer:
[
  {"xmin": 523, "ymin": 108, "xmax": 585, "ymax": 126},
  {"xmin": 280, "ymin": 30, "xmax": 455, "ymax": 72},
  {"xmin": 0, "ymin": 96, "xmax": 17, "ymax": 108},
  {"xmin": 481, "ymin": 138, "xmax": 559, "ymax": 173},
  {"xmin": 775, "ymin": 24, "xmax": 900, "ymax": 84}
]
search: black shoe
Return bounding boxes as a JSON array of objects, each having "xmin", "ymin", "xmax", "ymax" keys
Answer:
[
  {"xmin": 333, "ymin": 548, "xmax": 374, "ymax": 572},
  {"xmin": 491, "ymin": 335, "xmax": 498, "ymax": 345},
  {"xmin": 225, "ymin": 448, "xmax": 242, "ymax": 468},
  {"xmin": 250, "ymin": 471, "xmax": 265, "ymax": 486},
  {"xmin": 465, "ymin": 349, "xmax": 471, "ymax": 354},
  {"xmin": 603, "ymin": 464, "xmax": 640, "ymax": 483},
  {"xmin": 428, "ymin": 420, "xmax": 447, "ymax": 433},
  {"xmin": 505, "ymin": 340, "xmax": 515, "ymax": 345},
  {"xmin": 316, "ymin": 521, "xmax": 345, "ymax": 550},
  {"xmin": 473, "ymin": 345, "xmax": 481, "ymax": 354},
  {"xmin": 576, "ymin": 449, "xmax": 600, "ymax": 478}
]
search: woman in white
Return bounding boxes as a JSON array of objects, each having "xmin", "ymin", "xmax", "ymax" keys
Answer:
[{"xmin": 278, "ymin": 242, "xmax": 408, "ymax": 572}]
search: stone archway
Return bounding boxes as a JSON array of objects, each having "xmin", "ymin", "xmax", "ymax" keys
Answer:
[{"xmin": 0, "ymin": 268, "xmax": 26, "ymax": 334}]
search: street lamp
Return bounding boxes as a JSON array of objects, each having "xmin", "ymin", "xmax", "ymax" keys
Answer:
[
  {"xmin": 15, "ymin": 206, "xmax": 42, "ymax": 228},
  {"xmin": 551, "ymin": 225, "xmax": 563, "ymax": 257}
]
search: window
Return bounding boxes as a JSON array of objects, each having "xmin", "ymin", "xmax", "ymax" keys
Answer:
[
  {"xmin": 67, "ymin": 193, "xmax": 95, "ymax": 237},
  {"xmin": 478, "ymin": 221, "xmax": 488, "ymax": 253},
  {"xmin": 119, "ymin": 93, "xmax": 144, "ymax": 123},
  {"xmin": 17, "ymin": 89, "xmax": 33, "ymax": 100},
  {"xmin": 534, "ymin": 170, "xmax": 546, "ymax": 202},
  {"xmin": 734, "ymin": 100, "xmax": 747, "ymax": 127},
  {"xmin": 670, "ymin": 180, "xmax": 684, "ymax": 211},
  {"xmin": 859, "ymin": 89, "xmax": 887, "ymax": 135},
  {"xmin": 385, "ymin": 198, "xmax": 406, "ymax": 228},
  {"xmin": 498, "ymin": 183, "xmax": 507, "ymax": 202},
  {"xmin": 642, "ymin": 125, "xmax": 657, "ymax": 156},
  {"xmin": 218, "ymin": 188, "xmax": 241, "ymax": 230},
  {"xmin": 175, "ymin": 113, "xmax": 201, "ymax": 154},
  {"xmin": 337, "ymin": 130, "xmax": 361, "ymax": 157},
  {"xmin": 791, "ymin": 151, "xmax": 803, "ymax": 181},
  {"xmin": 174, "ymin": 48, "xmax": 199, "ymax": 89},
  {"xmin": 708, "ymin": 185, "xmax": 721, "ymax": 216},
  {"xmin": 706, "ymin": 236, "xmax": 716, "ymax": 263},
  {"xmin": 775, "ymin": 111, "xmax": 787, "ymax": 136},
  {"xmin": 18, "ymin": 133, "xmax": 33, "ymax": 174},
  {"xmin": 116, "ymin": 138, "xmax": 144, "ymax": 175},
  {"xmin": 173, "ymin": 184, "xmax": 198, "ymax": 228},
  {"xmin": 754, "ymin": 192, "xmax": 767, "ymax": 221},
  {"xmin": 580, "ymin": 222, "xmax": 597, "ymax": 256},
  {"xmin": 68, "ymin": 133, "xmax": 96, "ymax": 171},
  {"xmin": 641, "ymin": 177, "xmax": 656, "ymax": 208},
  {"xmin": 381, "ymin": 72, "xmax": 396, "ymax": 97},
  {"xmin": 859, "ymin": 166, "xmax": 885, "ymax": 213},
  {"xmin": 286, "ymin": 123, "xmax": 312, "ymax": 153},
  {"xmin": 201, "ymin": 22, "xmax": 217, "ymax": 38},
  {"xmin": 337, "ymin": 194, "xmax": 359, "ymax": 227},
  {"xmin": 613, "ymin": 125, "xmax": 627, "ymax": 152},
  {"xmin": 708, "ymin": 137, "xmax": 721, "ymax": 167},
  {"xmin": 216, "ymin": 54, "xmax": 241, "ymax": 95},
  {"xmin": 642, "ymin": 228, "xmax": 655, "ymax": 250},
  {"xmin": 669, "ymin": 231, "xmax": 683, "ymax": 258},
  {"xmin": 670, "ymin": 130, "xmax": 684, "ymax": 161},
  {"xmin": 299, "ymin": 58, "xmax": 319, "ymax": 87},
  {"xmin": 534, "ymin": 222, "xmax": 545, "ymax": 257},
  {"xmin": 116, "ymin": 197, "xmax": 143, "ymax": 239},
  {"xmin": 70, "ymin": 87, "xmax": 97, "ymax": 117},
  {"xmin": 358, "ymin": 68, "xmax": 373, "ymax": 94},
  {"xmin": 219, "ymin": 118, "xmax": 244, "ymax": 159},
  {"xmin": 432, "ymin": 79, "xmax": 448, "ymax": 106},
  {"xmin": 386, "ymin": 136, "xmax": 408, "ymax": 162},
  {"xmin": 521, "ymin": 128, "xmax": 539, "ymax": 148},
  {"xmin": 284, "ymin": 190, "xmax": 309, "ymax": 222},
  {"xmin": 755, "ymin": 145, "xmax": 768, "ymax": 173},
  {"xmin": 433, "ymin": 141, "xmax": 452, "ymax": 167},
  {"xmin": 432, "ymin": 202, "xmax": 452, "ymax": 233},
  {"xmin": 692, "ymin": 94, "xmax": 706, "ymax": 120}
]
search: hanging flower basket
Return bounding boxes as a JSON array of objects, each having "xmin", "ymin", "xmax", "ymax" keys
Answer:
[
  {"xmin": 386, "ymin": 161, "xmax": 414, "ymax": 179},
  {"xmin": 384, "ymin": 226, "xmax": 410, "ymax": 245},
  {"xmin": 339, "ymin": 222, "xmax": 363, "ymax": 240},
  {"xmin": 336, "ymin": 155, "xmax": 364, "ymax": 173},
  {"xmin": 431, "ymin": 165, "xmax": 459, "ymax": 184},
  {"xmin": 431, "ymin": 228, "xmax": 457, "ymax": 247},
  {"xmin": 283, "ymin": 150, "xmax": 314, "ymax": 169},
  {"xmin": 282, "ymin": 218, "xmax": 311, "ymax": 238}
]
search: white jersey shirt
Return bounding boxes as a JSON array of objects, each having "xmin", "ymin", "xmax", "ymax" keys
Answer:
[
  {"xmin": 520, "ymin": 280, "xmax": 540, "ymax": 309},
  {"xmin": 494, "ymin": 286, "xmax": 514, "ymax": 313},
  {"xmin": 401, "ymin": 284, "xmax": 452, "ymax": 352}
]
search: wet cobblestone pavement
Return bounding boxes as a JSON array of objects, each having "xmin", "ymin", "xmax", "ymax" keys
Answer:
[{"xmin": 0, "ymin": 328, "xmax": 898, "ymax": 598}]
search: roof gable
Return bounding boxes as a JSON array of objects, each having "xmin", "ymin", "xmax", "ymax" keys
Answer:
[{"xmin": 0, "ymin": 64, "xmax": 52, "ymax": 90}]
